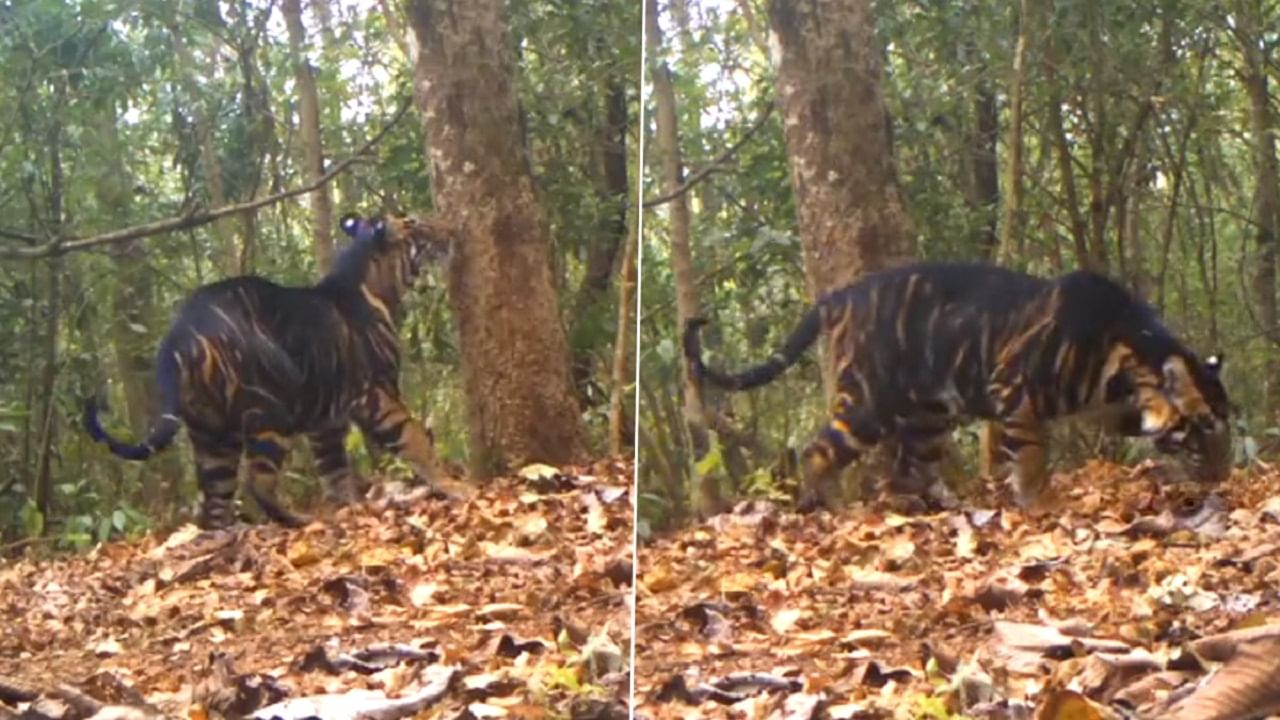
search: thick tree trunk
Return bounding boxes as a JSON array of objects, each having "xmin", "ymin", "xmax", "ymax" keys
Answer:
[
  {"xmin": 407, "ymin": 0, "xmax": 588, "ymax": 477},
  {"xmin": 767, "ymin": 0, "xmax": 914, "ymax": 303},
  {"xmin": 767, "ymin": 0, "xmax": 916, "ymax": 499},
  {"xmin": 646, "ymin": 0, "xmax": 722, "ymax": 516},
  {"xmin": 283, "ymin": 0, "xmax": 335, "ymax": 272}
]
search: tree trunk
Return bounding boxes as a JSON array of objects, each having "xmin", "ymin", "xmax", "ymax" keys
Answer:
[
  {"xmin": 170, "ymin": 27, "xmax": 237, "ymax": 275},
  {"xmin": 996, "ymin": 0, "xmax": 1028, "ymax": 266},
  {"xmin": 767, "ymin": 0, "xmax": 914, "ymax": 304},
  {"xmin": 645, "ymin": 0, "xmax": 722, "ymax": 516},
  {"xmin": 407, "ymin": 0, "xmax": 588, "ymax": 477},
  {"xmin": 1042, "ymin": 32, "xmax": 1093, "ymax": 270},
  {"xmin": 609, "ymin": 210, "xmax": 637, "ymax": 456},
  {"xmin": 283, "ymin": 0, "xmax": 335, "ymax": 272},
  {"xmin": 1243, "ymin": 29, "xmax": 1280, "ymax": 422},
  {"xmin": 570, "ymin": 60, "xmax": 630, "ymax": 404},
  {"xmin": 767, "ymin": 0, "xmax": 916, "ymax": 498},
  {"xmin": 35, "ymin": 80, "xmax": 67, "ymax": 522},
  {"xmin": 94, "ymin": 109, "xmax": 165, "ymax": 506}
]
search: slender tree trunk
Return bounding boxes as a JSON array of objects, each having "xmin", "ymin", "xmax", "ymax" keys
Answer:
[
  {"xmin": 645, "ymin": 0, "xmax": 721, "ymax": 516},
  {"xmin": 984, "ymin": 0, "xmax": 1031, "ymax": 477},
  {"xmin": 570, "ymin": 61, "xmax": 630, "ymax": 404},
  {"xmin": 1043, "ymin": 34, "xmax": 1092, "ymax": 270},
  {"xmin": 1243, "ymin": 30, "xmax": 1280, "ymax": 422},
  {"xmin": 94, "ymin": 109, "xmax": 165, "ymax": 506},
  {"xmin": 35, "ymin": 81, "xmax": 67, "ymax": 522},
  {"xmin": 997, "ymin": 0, "xmax": 1028, "ymax": 266},
  {"xmin": 609, "ymin": 212, "xmax": 637, "ymax": 456},
  {"xmin": 407, "ymin": 0, "xmax": 588, "ymax": 477},
  {"xmin": 170, "ymin": 28, "xmax": 237, "ymax": 275},
  {"xmin": 283, "ymin": 0, "xmax": 335, "ymax": 272}
]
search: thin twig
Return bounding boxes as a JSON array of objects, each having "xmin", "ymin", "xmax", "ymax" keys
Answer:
[
  {"xmin": 642, "ymin": 106, "xmax": 775, "ymax": 209},
  {"xmin": 0, "ymin": 97, "xmax": 415, "ymax": 260}
]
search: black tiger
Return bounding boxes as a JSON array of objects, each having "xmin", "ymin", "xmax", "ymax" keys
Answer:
[
  {"xmin": 84, "ymin": 213, "xmax": 459, "ymax": 530},
  {"xmin": 683, "ymin": 262, "xmax": 1232, "ymax": 511}
]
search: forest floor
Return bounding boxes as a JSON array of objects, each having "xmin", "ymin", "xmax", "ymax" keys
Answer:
[
  {"xmin": 0, "ymin": 458, "xmax": 634, "ymax": 720},
  {"xmin": 636, "ymin": 460, "xmax": 1280, "ymax": 720}
]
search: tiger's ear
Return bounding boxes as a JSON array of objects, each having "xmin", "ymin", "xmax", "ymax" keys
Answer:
[
  {"xmin": 1204, "ymin": 352, "xmax": 1224, "ymax": 376},
  {"xmin": 339, "ymin": 214, "xmax": 361, "ymax": 238}
]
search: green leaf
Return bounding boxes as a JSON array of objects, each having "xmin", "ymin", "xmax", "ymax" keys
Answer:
[
  {"xmin": 694, "ymin": 437, "xmax": 724, "ymax": 478},
  {"xmin": 112, "ymin": 509, "xmax": 127, "ymax": 532},
  {"xmin": 19, "ymin": 501, "xmax": 43, "ymax": 538}
]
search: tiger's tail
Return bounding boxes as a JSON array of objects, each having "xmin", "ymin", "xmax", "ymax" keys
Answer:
[
  {"xmin": 682, "ymin": 304, "xmax": 823, "ymax": 391},
  {"xmin": 83, "ymin": 349, "xmax": 182, "ymax": 461}
]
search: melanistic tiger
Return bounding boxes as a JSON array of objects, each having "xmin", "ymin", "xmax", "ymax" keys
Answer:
[
  {"xmin": 84, "ymin": 213, "xmax": 459, "ymax": 530},
  {"xmin": 684, "ymin": 262, "xmax": 1232, "ymax": 511}
]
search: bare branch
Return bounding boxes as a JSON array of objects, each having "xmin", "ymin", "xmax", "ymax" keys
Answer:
[
  {"xmin": 0, "ymin": 97, "xmax": 414, "ymax": 261},
  {"xmin": 642, "ymin": 106, "xmax": 774, "ymax": 209}
]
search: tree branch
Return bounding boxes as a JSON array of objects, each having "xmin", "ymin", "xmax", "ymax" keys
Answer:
[
  {"xmin": 0, "ymin": 97, "xmax": 414, "ymax": 260},
  {"xmin": 642, "ymin": 106, "xmax": 774, "ymax": 209}
]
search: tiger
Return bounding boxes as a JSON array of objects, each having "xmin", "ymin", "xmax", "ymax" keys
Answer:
[
  {"xmin": 683, "ymin": 262, "xmax": 1232, "ymax": 512},
  {"xmin": 84, "ymin": 212, "xmax": 463, "ymax": 530}
]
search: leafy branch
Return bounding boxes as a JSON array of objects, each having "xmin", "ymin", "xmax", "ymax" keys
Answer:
[
  {"xmin": 642, "ymin": 106, "xmax": 775, "ymax": 209},
  {"xmin": 0, "ymin": 97, "xmax": 414, "ymax": 261}
]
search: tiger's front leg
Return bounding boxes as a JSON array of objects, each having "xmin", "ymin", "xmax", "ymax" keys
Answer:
[
  {"xmin": 361, "ymin": 386, "xmax": 473, "ymax": 500},
  {"xmin": 997, "ymin": 396, "xmax": 1051, "ymax": 509}
]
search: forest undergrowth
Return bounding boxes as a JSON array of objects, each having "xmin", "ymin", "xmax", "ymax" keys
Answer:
[
  {"xmin": 0, "ymin": 458, "xmax": 634, "ymax": 720},
  {"xmin": 636, "ymin": 461, "xmax": 1280, "ymax": 719}
]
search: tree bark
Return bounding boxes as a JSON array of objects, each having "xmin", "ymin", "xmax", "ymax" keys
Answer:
[
  {"xmin": 94, "ymin": 109, "xmax": 165, "ymax": 506},
  {"xmin": 570, "ymin": 59, "xmax": 630, "ymax": 405},
  {"xmin": 646, "ymin": 0, "xmax": 722, "ymax": 516},
  {"xmin": 767, "ymin": 0, "xmax": 913, "ymax": 407},
  {"xmin": 996, "ymin": 0, "xmax": 1028, "ymax": 266},
  {"xmin": 283, "ymin": 0, "xmax": 335, "ymax": 272},
  {"xmin": 609, "ymin": 210, "xmax": 637, "ymax": 456},
  {"xmin": 767, "ymin": 0, "xmax": 914, "ymax": 303},
  {"xmin": 407, "ymin": 0, "xmax": 588, "ymax": 477},
  {"xmin": 1242, "ymin": 22, "xmax": 1280, "ymax": 422}
]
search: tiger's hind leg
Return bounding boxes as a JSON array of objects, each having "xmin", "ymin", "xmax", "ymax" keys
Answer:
[
  {"xmin": 797, "ymin": 392, "xmax": 882, "ymax": 513},
  {"xmin": 244, "ymin": 431, "xmax": 310, "ymax": 528},
  {"xmin": 191, "ymin": 432, "xmax": 243, "ymax": 531},
  {"xmin": 891, "ymin": 414, "xmax": 960, "ymax": 511},
  {"xmin": 308, "ymin": 425, "xmax": 369, "ymax": 505}
]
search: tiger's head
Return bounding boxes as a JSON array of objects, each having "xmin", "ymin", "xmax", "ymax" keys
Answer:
[
  {"xmin": 1130, "ymin": 351, "xmax": 1232, "ymax": 484},
  {"xmin": 338, "ymin": 212, "xmax": 455, "ymax": 304}
]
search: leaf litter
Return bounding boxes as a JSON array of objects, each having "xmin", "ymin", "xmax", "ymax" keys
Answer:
[
  {"xmin": 636, "ymin": 460, "xmax": 1280, "ymax": 719},
  {"xmin": 0, "ymin": 458, "xmax": 634, "ymax": 720}
]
